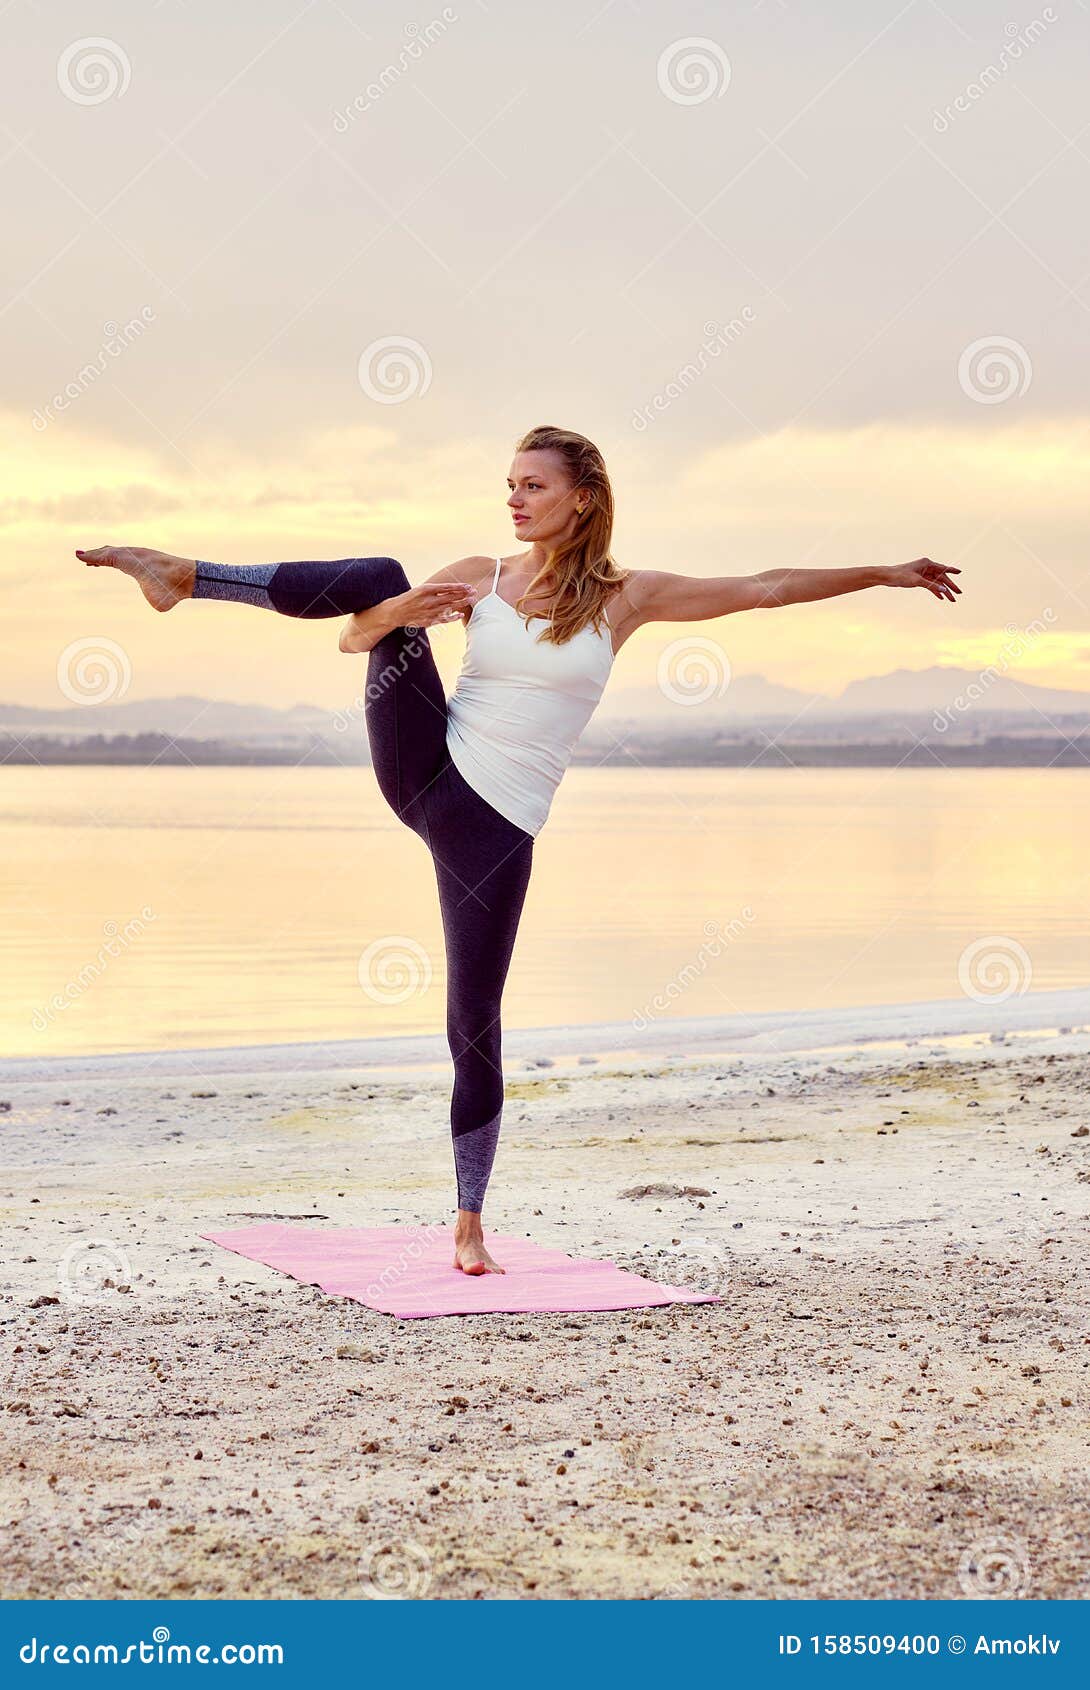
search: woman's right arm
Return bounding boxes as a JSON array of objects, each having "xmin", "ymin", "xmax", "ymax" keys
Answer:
[{"xmin": 338, "ymin": 557, "xmax": 491, "ymax": 653}]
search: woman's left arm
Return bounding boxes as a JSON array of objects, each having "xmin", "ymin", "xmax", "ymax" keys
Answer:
[
  {"xmin": 633, "ymin": 557, "xmax": 961, "ymax": 621},
  {"xmin": 756, "ymin": 556, "xmax": 961, "ymax": 607}
]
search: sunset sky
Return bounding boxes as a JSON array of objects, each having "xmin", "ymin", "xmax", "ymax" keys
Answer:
[{"xmin": 4, "ymin": 0, "xmax": 1088, "ymax": 712}]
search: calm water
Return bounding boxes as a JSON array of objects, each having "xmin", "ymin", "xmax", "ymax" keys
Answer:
[{"xmin": 2, "ymin": 766, "xmax": 1087, "ymax": 1058}]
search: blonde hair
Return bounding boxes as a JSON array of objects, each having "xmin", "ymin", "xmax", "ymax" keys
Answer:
[{"xmin": 510, "ymin": 424, "xmax": 629, "ymax": 646}]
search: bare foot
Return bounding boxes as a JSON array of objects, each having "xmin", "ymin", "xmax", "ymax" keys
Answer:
[
  {"xmin": 453, "ymin": 1215, "xmax": 505, "ymax": 1275},
  {"xmin": 76, "ymin": 545, "xmax": 195, "ymax": 612}
]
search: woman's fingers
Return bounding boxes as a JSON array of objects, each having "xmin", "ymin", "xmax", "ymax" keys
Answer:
[
  {"xmin": 907, "ymin": 563, "xmax": 956, "ymax": 601},
  {"xmin": 418, "ymin": 583, "xmax": 474, "ymax": 603},
  {"xmin": 408, "ymin": 583, "xmax": 476, "ymax": 619},
  {"xmin": 889, "ymin": 559, "xmax": 962, "ymax": 603},
  {"xmin": 913, "ymin": 559, "xmax": 961, "ymax": 602}
]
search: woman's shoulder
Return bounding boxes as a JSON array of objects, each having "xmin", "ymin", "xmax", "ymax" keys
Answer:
[
  {"xmin": 604, "ymin": 566, "xmax": 655, "ymax": 613},
  {"xmin": 443, "ymin": 554, "xmax": 495, "ymax": 572},
  {"xmin": 608, "ymin": 565, "xmax": 651, "ymax": 590},
  {"xmin": 421, "ymin": 555, "xmax": 496, "ymax": 590},
  {"xmin": 600, "ymin": 568, "xmax": 660, "ymax": 648}
]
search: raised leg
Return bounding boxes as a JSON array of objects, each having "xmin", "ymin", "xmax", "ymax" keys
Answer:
[
  {"xmin": 77, "ymin": 545, "xmax": 417, "ymax": 623},
  {"xmin": 82, "ymin": 540, "xmax": 458, "ymax": 837},
  {"xmin": 192, "ymin": 554, "xmax": 406, "ymax": 618}
]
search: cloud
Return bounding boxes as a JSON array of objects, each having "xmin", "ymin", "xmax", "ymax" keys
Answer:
[
  {"xmin": 2, "ymin": 409, "xmax": 494, "ymax": 564},
  {"xmin": 0, "ymin": 485, "xmax": 187, "ymax": 526},
  {"xmin": 674, "ymin": 420, "xmax": 1090, "ymax": 528},
  {"xmin": 7, "ymin": 408, "xmax": 1090, "ymax": 705}
]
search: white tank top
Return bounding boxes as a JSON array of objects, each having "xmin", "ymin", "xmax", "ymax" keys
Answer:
[{"xmin": 445, "ymin": 556, "xmax": 616, "ymax": 836}]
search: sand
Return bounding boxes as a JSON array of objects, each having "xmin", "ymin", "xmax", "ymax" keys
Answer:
[{"xmin": 2, "ymin": 1022, "xmax": 1088, "ymax": 1600}]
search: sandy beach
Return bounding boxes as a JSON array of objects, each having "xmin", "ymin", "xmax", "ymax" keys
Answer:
[{"xmin": 3, "ymin": 1003, "xmax": 1089, "ymax": 1601}]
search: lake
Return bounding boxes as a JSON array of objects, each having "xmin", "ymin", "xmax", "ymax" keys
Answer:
[{"xmin": 2, "ymin": 765, "xmax": 1086, "ymax": 1058}]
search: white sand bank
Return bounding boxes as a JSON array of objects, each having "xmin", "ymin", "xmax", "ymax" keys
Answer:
[{"xmin": 2, "ymin": 990, "xmax": 1088, "ymax": 1599}]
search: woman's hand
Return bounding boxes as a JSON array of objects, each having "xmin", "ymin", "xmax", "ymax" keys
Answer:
[
  {"xmin": 338, "ymin": 582, "xmax": 477, "ymax": 653},
  {"xmin": 395, "ymin": 581, "xmax": 477, "ymax": 631},
  {"xmin": 885, "ymin": 558, "xmax": 962, "ymax": 602}
]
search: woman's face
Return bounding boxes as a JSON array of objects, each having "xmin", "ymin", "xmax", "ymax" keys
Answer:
[{"xmin": 506, "ymin": 449, "xmax": 582, "ymax": 543}]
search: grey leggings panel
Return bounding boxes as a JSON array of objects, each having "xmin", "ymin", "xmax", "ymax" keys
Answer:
[{"xmin": 193, "ymin": 556, "xmax": 534, "ymax": 1212}]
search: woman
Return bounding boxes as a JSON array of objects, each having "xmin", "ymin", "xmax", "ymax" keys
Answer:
[{"xmin": 77, "ymin": 423, "xmax": 961, "ymax": 1273}]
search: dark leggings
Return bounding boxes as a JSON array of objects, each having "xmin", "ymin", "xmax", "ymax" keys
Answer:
[{"xmin": 193, "ymin": 555, "xmax": 535, "ymax": 1213}]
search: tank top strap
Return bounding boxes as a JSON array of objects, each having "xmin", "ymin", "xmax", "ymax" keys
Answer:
[{"xmin": 491, "ymin": 556, "xmax": 503, "ymax": 592}]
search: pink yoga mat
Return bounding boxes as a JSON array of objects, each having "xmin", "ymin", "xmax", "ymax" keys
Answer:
[{"xmin": 200, "ymin": 1223, "xmax": 720, "ymax": 1318}]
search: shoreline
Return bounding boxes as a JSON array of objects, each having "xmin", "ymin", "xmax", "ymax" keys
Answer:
[
  {"xmin": 6, "ymin": 984, "xmax": 1088, "ymax": 1082},
  {"xmin": 3, "ymin": 1001, "xmax": 1088, "ymax": 1598}
]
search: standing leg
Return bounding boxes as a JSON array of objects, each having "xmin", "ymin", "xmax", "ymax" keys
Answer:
[
  {"xmin": 196, "ymin": 556, "xmax": 510, "ymax": 1229},
  {"xmin": 425, "ymin": 765, "xmax": 535, "ymax": 1265}
]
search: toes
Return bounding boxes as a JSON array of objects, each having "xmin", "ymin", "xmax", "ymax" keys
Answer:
[{"xmin": 453, "ymin": 1255, "xmax": 504, "ymax": 1275}]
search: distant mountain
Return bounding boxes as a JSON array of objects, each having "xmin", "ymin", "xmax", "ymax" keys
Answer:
[
  {"xmin": 598, "ymin": 666, "xmax": 1090, "ymax": 723},
  {"xmin": 4, "ymin": 666, "xmax": 1089, "ymax": 745},
  {"xmin": 0, "ymin": 693, "xmax": 339, "ymax": 740},
  {"xmin": 600, "ymin": 671, "xmax": 817, "ymax": 721},
  {"xmin": 815, "ymin": 665, "xmax": 1090, "ymax": 718}
]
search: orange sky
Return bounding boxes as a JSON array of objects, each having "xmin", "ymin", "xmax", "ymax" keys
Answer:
[
  {"xmin": 5, "ymin": 4, "xmax": 1087, "ymax": 711},
  {"xmin": 7, "ymin": 409, "xmax": 1088, "ymax": 710}
]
